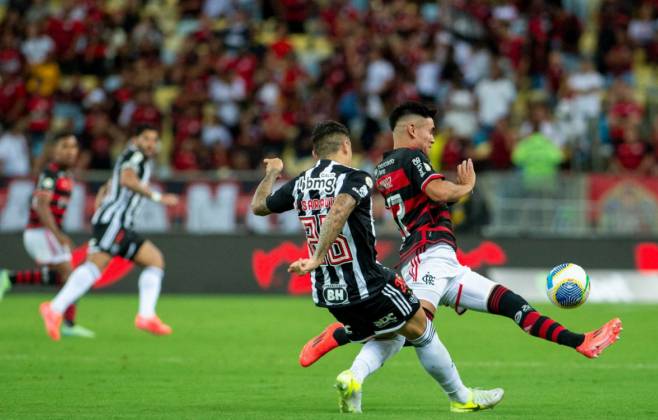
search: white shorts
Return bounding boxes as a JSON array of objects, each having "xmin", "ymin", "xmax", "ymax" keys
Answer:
[
  {"xmin": 23, "ymin": 228, "xmax": 72, "ymax": 265},
  {"xmin": 400, "ymin": 244, "xmax": 498, "ymax": 313}
]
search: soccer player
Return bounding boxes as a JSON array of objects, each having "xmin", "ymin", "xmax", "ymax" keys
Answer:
[
  {"xmin": 38, "ymin": 125, "xmax": 179, "ymax": 341},
  {"xmin": 0, "ymin": 133, "xmax": 94, "ymax": 338},
  {"xmin": 251, "ymin": 121, "xmax": 503, "ymax": 413},
  {"xmin": 302, "ymin": 102, "xmax": 622, "ymax": 368}
]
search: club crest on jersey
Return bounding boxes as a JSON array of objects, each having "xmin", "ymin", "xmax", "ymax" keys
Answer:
[
  {"xmin": 352, "ymin": 185, "xmax": 369, "ymax": 199},
  {"xmin": 421, "ymin": 273, "xmax": 435, "ymax": 285},
  {"xmin": 323, "ymin": 284, "xmax": 348, "ymax": 304},
  {"xmin": 298, "ymin": 174, "xmax": 337, "ymax": 194}
]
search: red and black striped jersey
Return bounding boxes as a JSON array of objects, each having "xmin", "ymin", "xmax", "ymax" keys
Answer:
[
  {"xmin": 28, "ymin": 162, "xmax": 73, "ymax": 229},
  {"xmin": 374, "ymin": 148, "xmax": 456, "ymax": 264}
]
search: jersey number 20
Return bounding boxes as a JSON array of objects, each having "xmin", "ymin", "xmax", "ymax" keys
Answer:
[{"xmin": 300, "ymin": 215, "xmax": 353, "ymax": 266}]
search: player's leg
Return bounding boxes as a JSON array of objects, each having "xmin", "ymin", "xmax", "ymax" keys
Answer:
[
  {"xmin": 50, "ymin": 261, "xmax": 95, "ymax": 338},
  {"xmin": 444, "ymin": 268, "xmax": 621, "ymax": 358},
  {"xmin": 396, "ymin": 306, "xmax": 504, "ymax": 412},
  {"xmin": 39, "ymin": 251, "xmax": 110, "ymax": 340},
  {"xmin": 132, "ymin": 240, "xmax": 172, "ymax": 335},
  {"xmin": 298, "ymin": 261, "xmax": 445, "ymax": 368},
  {"xmin": 1, "ymin": 228, "xmax": 66, "ymax": 299}
]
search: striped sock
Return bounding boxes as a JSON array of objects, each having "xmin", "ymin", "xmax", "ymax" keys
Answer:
[{"xmin": 488, "ymin": 285, "xmax": 584, "ymax": 348}]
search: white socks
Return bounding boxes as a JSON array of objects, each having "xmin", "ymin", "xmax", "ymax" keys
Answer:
[
  {"xmin": 350, "ymin": 335, "xmax": 405, "ymax": 383},
  {"xmin": 409, "ymin": 321, "xmax": 471, "ymax": 403},
  {"xmin": 138, "ymin": 266, "xmax": 163, "ymax": 318},
  {"xmin": 51, "ymin": 262, "xmax": 100, "ymax": 314}
]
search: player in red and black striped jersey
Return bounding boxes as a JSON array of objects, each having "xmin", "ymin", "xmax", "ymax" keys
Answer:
[
  {"xmin": 302, "ymin": 102, "xmax": 622, "ymax": 383},
  {"xmin": 0, "ymin": 134, "xmax": 95, "ymax": 338},
  {"xmin": 255, "ymin": 121, "xmax": 503, "ymax": 414}
]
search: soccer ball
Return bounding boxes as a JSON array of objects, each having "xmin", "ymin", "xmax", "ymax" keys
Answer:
[{"xmin": 546, "ymin": 263, "xmax": 590, "ymax": 308}]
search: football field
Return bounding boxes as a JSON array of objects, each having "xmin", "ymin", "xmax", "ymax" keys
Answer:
[{"xmin": 1, "ymin": 295, "xmax": 657, "ymax": 419}]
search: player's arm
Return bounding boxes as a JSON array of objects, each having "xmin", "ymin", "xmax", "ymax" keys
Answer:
[
  {"xmin": 94, "ymin": 180, "xmax": 110, "ymax": 210},
  {"xmin": 251, "ymin": 158, "xmax": 285, "ymax": 216},
  {"xmin": 288, "ymin": 193, "xmax": 357, "ymax": 275},
  {"xmin": 33, "ymin": 181, "xmax": 72, "ymax": 248},
  {"xmin": 119, "ymin": 167, "xmax": 178, "ymax": 206},
  {"xmin": 424, "ymin": 159, "xmax": 476, "ymax": 202}
]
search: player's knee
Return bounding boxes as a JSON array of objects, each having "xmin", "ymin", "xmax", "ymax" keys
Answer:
[{"xmin": 149, "ymin": 248, "xmax": 165, "ymax": 269}]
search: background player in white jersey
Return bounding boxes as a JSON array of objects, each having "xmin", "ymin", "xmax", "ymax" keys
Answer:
[
  {"xmin": 251, "ymin": 121, "xmax": 503, "ymax": 414},
  {"xmin": 39, "ymin": 125, "xmax": 179, "ymax": 341},
  {"xmin": 303, "ymin": 102, "xmax": 622, "ymax": 371}
]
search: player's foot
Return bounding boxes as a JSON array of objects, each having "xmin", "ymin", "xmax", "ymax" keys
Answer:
[
  {"xmin": 335, "ymin": 370, "xmax": 362, "ymax": 413},
  {"xmin": 450, "ymin": 388, "xmax": 505, "ymax": 413},
  {"xmin": 576, "ymin": 317, "xmax": 622, "ymax": 359},
  {"xmin": 61, "ymin": 323, "xmax": 96, "ymax": 338},
  {"xmin": 135, "ymin": 315, "xmax": 173, "ymax": 336},
  {"xmin": 39, "ymin": 302, "xmax": 63, "ymax": 341},
  {"xmin": 0, "ymin": 270, "xmax": 11, "ymax": 301},
  {"xmin": 299, "ymin": 322, "xmax": 344, "ymax": 367}
]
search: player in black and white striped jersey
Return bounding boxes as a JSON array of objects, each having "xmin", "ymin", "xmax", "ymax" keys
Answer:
[
  {"xmin": 39, "ymin": 125, "xmax": 180, "ymax": 341},
  {"xmin": 251, "ymin": 121, "xmax": 500, "ymax": 414}
]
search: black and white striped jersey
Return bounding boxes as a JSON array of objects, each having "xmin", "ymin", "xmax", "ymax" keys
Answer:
[
  {"xmin": 91, "ymin": 144, "xmax": 152, "ymax": 229},
  {"xmin": 266, "ymin": 159, "xmax": 395, "ymax": 308}
]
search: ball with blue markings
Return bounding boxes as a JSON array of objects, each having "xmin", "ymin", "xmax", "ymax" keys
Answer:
[{"xmin": 546, "ymin": 263, "xmax": 590, "ymax": 308}]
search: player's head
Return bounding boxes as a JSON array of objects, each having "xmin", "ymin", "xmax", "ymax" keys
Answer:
[
  {"xmin": 389, "ymin": 101, "xmax": 436, "ymax": 156},
  {"xmin": 311, "ymin": 120, "xmax": 352, "ymax": 164},
  {"xmin": 51, "ymin": 133, "xmax": 79, "ymax": 168},
  {"xmin": 133, "ymin": 124, "xmax": 159, "ymax": 158}
]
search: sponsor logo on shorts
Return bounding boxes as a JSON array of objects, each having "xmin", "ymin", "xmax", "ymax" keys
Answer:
[
  {"xmin": 323, "ymin": 284, "xmax": 348, "ymax": 304},
  {"xmin": 421, "ymin": 273, "xmax": 435, "ymax": 286},
  {"xmin": 374, "ymin": 312, "xmax": 398, "ymax": 329}
]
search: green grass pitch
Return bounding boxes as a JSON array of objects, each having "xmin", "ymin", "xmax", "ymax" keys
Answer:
[{"xmin": 1, "ymin": 295, "xmax": 657, "ymax": 419}]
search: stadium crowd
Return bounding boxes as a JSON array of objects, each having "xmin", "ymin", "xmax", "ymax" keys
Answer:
[{"xmin": 0, "ymin": 0, "xmax": 657, "ymax": 179}]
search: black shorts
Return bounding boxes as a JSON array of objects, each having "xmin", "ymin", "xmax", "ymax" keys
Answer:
[
  {"xmin": 88, "ymin": 222, "xmax": 145, "ymax": 260},
  {"xmin": 329, "ymin": 276, "xmax": 420, "ymax": 342}
]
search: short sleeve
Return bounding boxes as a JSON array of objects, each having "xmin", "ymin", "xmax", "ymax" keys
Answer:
[
  {"xmin": 406, "ymin": 150, "xmax": 444, "ymax": 193},
  {"xmin": 265, "ymin": 178, "xmax": 296, "ymax": 214},
  {"xmin": 35, "ymin": 169, "xmax": 56, "ymax": 192},
  {"xmin": 121, "ymin": 150, "xmax": 145, "ymax": 172},
  {"xmin": 338, "ymin": 170, "xmax": 373, "ymax": 205}
]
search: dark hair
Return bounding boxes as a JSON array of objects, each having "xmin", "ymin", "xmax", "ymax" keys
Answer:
[
  {"xmin": 311, "ymin": 120, "xmax": 350, "ymax": 158},
  {"xmin": 52, "ymin": 132, "xmax": 76, "ymax": 143},
  {"xmin": 388, "ymin": 101, "xmax": 436, "ymax": 130},
  {"xmin": 133, "ymin": 124, "xmax": 158, "ymax": 138}
]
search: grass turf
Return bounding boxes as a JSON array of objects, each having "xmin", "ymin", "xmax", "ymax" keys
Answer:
[{"xmin": 0, "ymin": 295, "xmax": 656, "ymax": 419}]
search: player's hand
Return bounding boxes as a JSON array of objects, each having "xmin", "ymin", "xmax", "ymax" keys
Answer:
[
  {"xmin": 456, "ymin": 159, "xmax": 476, "ymax": 190},
  {"xmin": 264, "ymin": 158, "xmax": 284, "ymax": 177},
  {"xmin": 288, "ymin": 256, "xmax": 322, "ymax": 275},
  {"xmin": 161, "ymin": 193, "xmax": 179, "ymax": 206},
  {"xmin": 56, "ymin": 233, "xmax": 74, "ymax": 249}
]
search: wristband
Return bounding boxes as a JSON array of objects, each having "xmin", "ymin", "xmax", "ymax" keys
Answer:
[{"xmin": 150, "ymin": 191, "xmax": 162, "ymax": 202}]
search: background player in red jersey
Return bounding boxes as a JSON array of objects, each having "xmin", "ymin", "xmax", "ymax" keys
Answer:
[
  {"xmin": 301, "ymin": 102, "xmax": 622, "ymax": 369},
  {"xmin": 0, "ymin": 133, "xmax": 94, "ymax": 338}
]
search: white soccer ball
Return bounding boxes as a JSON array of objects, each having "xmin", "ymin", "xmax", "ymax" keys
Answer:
[{"xmin": 546, "ymin": 263, "xmax": 590, "ymax": 308}]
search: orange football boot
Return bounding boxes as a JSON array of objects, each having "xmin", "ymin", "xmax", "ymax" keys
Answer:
[
  {"xmin": 576, "ymin": 318, "xmax": 622, "ymax": 358},
  {"xmin": 135, "ymin": 315, "xmax": 173, "ymax": 335},
  {"xmin": 39, "ymin": 302, "xmax": 63, "ymax": 341},
  {"xmin": 299, "ymin": 322, "xmax": 344, "ymax": 367}
]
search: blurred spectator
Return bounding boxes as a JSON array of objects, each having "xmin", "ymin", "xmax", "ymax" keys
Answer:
[
  {"xmin": 610, "ymin": 127, "xmax": 654, "ymax": 175},
  {"xmin": 474, "ymin": 59, "xmax": 516, "ymax": 130},
  {"xmin": 0, "ymin": 121, "xmax": 30, "ymax": 176},
  {"xmin": 512, "ymin": 122, "xmax": 564, "ymax": 191},
  {"xmin": 443, "ymin": 75, "xmax": 477, "ymax": 141},
  {"xmin": 567, "ymin": 59, "xmax": 604, "ymax": 120},
  {"xmin": 0, "ymin": 0, "xmax": 655, "ymax": 176},
  {"xmin": 21, "ymin": 21, "xmax": 55, "ymax": 66}
]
